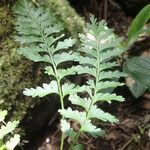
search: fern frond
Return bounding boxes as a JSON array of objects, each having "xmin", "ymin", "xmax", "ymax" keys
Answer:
[
  {"xmin": 81, "ymin": 120, "xmax": 105, "ymax": 137},
  {"xmin": 94, "ymin": 93, "xmax": 124, "ymax": 103},
  {"xmin": 60, "ymin": 119, "xmax": 77, "ymax": 140},
  {"xmin": 59, "ymin": 109, "xmax": 104, "ymax": 138},
  {"xmin": 99, "ymin": 71, "xmax": 126, "ymax": 81},
  {"xmin": 59, "ymin": 108, "xmax": 87, "ymax": 125},
  {"xmin": 23, "ymin": 81, "xmax": 58, "ymax": 98},
  {"xmin": 0, "ymin": 121, "xmax": 19, "ymax": 139},
  {"xmin": 62, "ymin": 83, "xmax": 85, "ymax": 98},
  {"xmin": 5, "ymin": 134, "xmax": 20, "ymax": 150},
  {"xmin": 0, "ymin": 110, "xmax": 7, "ymax": 122},
  {"xmin": 14, "ymin": 0, "xmax": 75, "ymax": 67},
  {"xmin": 88, "ymin": 105, "xmax": 118, "ymax": 123},
  {"xmin": 0, "ymin": 109, "xmax": 20, "ymax": 150},
  {"xmin": 14, "ymin": 1, "xmax": 80, "ymax": 114},
  {"xmin": 60, "ymin": 16, "xmax": 126, "ymax": 142},
  {"xmin": 69, "ymin": 94, "xmax": 91, "ymax": 111}
]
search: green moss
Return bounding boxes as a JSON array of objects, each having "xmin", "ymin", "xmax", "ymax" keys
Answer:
[
  {"xmin": 0, "ymin": 4, "xmax": 41, "ymax": 122},
  {"xmin": 45, "ymin": 0, "xmax": 85, "ymax": 37},
  {"xmin": 0, "ymin": 6, "xmax": 13, "ymax": 36}
]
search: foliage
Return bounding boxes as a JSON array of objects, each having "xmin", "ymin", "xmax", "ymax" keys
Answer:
[
  {"xmin": 59, "ymin": 16, "xmax": 125, "ymax": 148},
  {"xmin": 127, "ymin": 4, "xmax": 150, "ymax": 46},
  {"xmin": 0, "ymin": 110, "xmax": 20, "ymax": 150},
  {"xmin": 124, "ymin": 4, "xmax": 150, "ymax": 97},
  {"xmin": 14, "ymin": 0, "xmax": 125, "ymax": 149},
  {"xmin": 124, "ymin": 57, "xmax": 150, "ymax": 98}
]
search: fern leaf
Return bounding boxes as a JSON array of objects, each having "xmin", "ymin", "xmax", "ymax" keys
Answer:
[
  {"xmin": 81, "ymin": 120, "xmax": 105, "ymax": 137},
  {"xmin": 62, "ymin": 84, "xmax": 85, "ymax": 98},
  {"xmin": 99, "ymin": 62, "xmax": 119, "ymax": 71},
  {"xmin": 99, "ymin": 71, "xmax": 126, "ymax": 81},
  {"xmin": 45, "ymin": 66, "xmax": 55, "ymax": 77},
  {"xmin": 99, "ymin": 48, "xmax": 124, "ymax": 62},
  {"xmin": 60, "ymin": 119, "xmax": 77, "ymax": 140},
  {"xmin": 57, "ymin": 68, "xmax": 76, "ymax": 79},
  {"xmin": 23, "ymin": 81, "xmax": 58, "ymax": 97},
  {"xmin": 5, "ymin": 134, "xmax": 20, "ymax": 150},
  {"xmin": 0, "ymin": 121, "xmax": 19, "ymax": 139},
  {"xmin": 54, "ymin": 38, "xmax": 75, "ymax": 54},
  {"xmin": 69, "ymin": 94, "xmax": 91, "ymax": 111},
  {"xmin": 0, "ymin": 110, "xmax": 7, "ymax": 122},
  {"xmin": 88, "ymin": 105, "xmax": 118, "ymax": 123},
  {"xmin": 96, "ymin": 81, "xmax": 124, "ymax": 91},
  {"xmin": 77, "ymin": 56, "xmax": 97, "ymax": 68},
  {"xmin": 94, "ymin": 93, "xmax": 124, "ymax": 103},
  {"xmin": 53, "ymin": 52, "xmax": 78, "ymax": 67},
  {"xmin": 59, "ymin": 108, "xmax": 87, "ymax": 125},
  {"xmin": 73, "ymin": 66, "xmax": 96, "ymax": 77}
]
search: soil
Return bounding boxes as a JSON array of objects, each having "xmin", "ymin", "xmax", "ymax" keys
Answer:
[{"xmin": 22, "ymin": 1, "xmax": 150, "ymax": 150}]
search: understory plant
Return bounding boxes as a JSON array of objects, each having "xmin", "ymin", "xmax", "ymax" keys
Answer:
[
  {"xmin": 14, "ymin": 0, "xmax": 126, "ymax": 149},
  {"xmin": 0, "ymin": 109, "xmax": 20, "ymax": 150},
  {"xmin": 124, "ymin": 4, "xmax": 150, "ymax": 98}
]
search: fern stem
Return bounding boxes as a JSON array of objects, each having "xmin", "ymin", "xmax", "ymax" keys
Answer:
[
  {"xmin": 69, "ymin": 42, "xmax": 101, "ymax": 148},
  {"xmin": 27, "ymin": 8, "xmax": 65, "ymax": 149},
  {"xmin": 60, "ymin": 132, "xmax": 65, "ymax": 150}
]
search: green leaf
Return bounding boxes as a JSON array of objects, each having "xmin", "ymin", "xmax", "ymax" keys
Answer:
[
  {"xmin": 57, "ymin": 67, "xmax": 77, "ymax": 79},
  {"xmin": 73, "ymin": 144, "xmax": 84, "ymax": 150},
  {"xmin": 60, "ymin": 119, "xmax": 77, "ymax": 140},
  {"xmin": 23, "ymin": 81, "xmax": 58, "ymax": 97},
  {"xmin": 0, "ymin": 121, "xmax": 19, "ymax": 139},
  {"xmin": 99, "ymin": 71, "xmax": 126, "ymax": 81},
  {"xmin": 124, "ymin": 57, "xmax": 150, "ymax": 86},
  {"xmin": 127, "ymin": 4, "xmax": 150, "ymax": 46},
  {"xmin": 129, "ymin": 80, "xmax": 148, "ymax": 98},
  {"xmin": 124, "ymin": 57, "xmax": 150, "ymax": 97},
  {"xmin": 6, "ymin": 134, "xmax": 20, "ymax": 150},
  {"xmin": 94, "ymin": 93, "xmax": 124, "ymax": 103},
  {"xmin": 0, "ymin": 110, "xmax": 7, "ymax": 122},
  {"xmin": 59, "ymin": 108, "xmax": 87, "ymax": 125},
  {"xmin": 54, "ymin": 38, "xmax": 75, "ymax": 53},
  {"xmin": 73, "ymin": 65, "xmax": 96, "ymax": 77},
  {"xmin": 62, "ymin": 84, "xmax": 85, "ymax": 97},
  {"xmin": 69, "ymin": 94, "xmax": 91, "ymax": 111},
  {"xmin": 88, "ymin": 105, "xmax": 118, "ymax": 123},
  {"xmin": 45, "ymin": 66, "xmax": 55, "ymax": 77},
  {"xmin": 81, "ymin": 120, "xmax": 105, "ymax": 137},
  {"xmin": 99, "ymin": 48, "xmax": 124, "ymax": 62},
  {"xmin": 53, "ymin": 52, "xmax": 78, "ymax": 66}
]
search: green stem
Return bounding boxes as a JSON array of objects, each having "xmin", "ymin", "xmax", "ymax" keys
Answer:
[
  {"xmin": 69, "ymin": 42, "xmax": 100, "ymax": 149},
  {"xmin": 60, "ymin": 132, "xmax": 65, "ymax": 150},
  {"xmin": 29, "ymin": 10, "xmax": 65, "ymax": 149}
]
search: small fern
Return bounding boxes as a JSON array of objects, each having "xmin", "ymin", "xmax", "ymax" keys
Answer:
[
  {"xmin": 14, "ymin": 1, "xmax": 82, "ymax": 149},
  {"xmin": 14, "ymin": 0, "xmax": 79, "ymax": 109},
  {"xmin": 14, "ymin": 0, "xmax": 126, "ymax": 149},
  {"xmin": 59, "ymin": 16, "xmax": 126, "ymax": 148},
  {"xmin": 0, "ymin": 110, "xmax": 20, "ymax": 150}
]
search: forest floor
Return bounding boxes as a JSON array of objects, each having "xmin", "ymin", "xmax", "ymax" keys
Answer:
[{"xmin": 24, "ymin": 1, "xmax": 150, "ymax": 150}]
